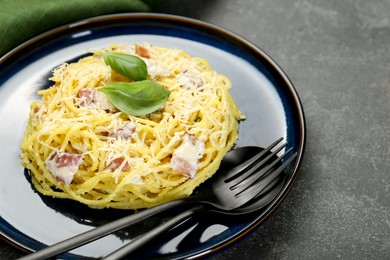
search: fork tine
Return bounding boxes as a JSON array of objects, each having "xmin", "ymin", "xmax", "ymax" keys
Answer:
[
  {"xmin": 233, "ymin": 147, "xmax": 294, "ymax": 194},
  {"xmin": 229, "ymin": 142, "xmax": 289, "ymax": 188},
  {"xmin": 236, "ymin": 152, "xmax": 297, "ymax": 202},
  {"xmin": 224, "ymin": 137, "xmax": 284, "ymax": 181}
]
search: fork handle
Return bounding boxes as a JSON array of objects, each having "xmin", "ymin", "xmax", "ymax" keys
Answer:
[
  {"xmin": 103, "ymin": 205, "xmax": 204, "ymax": 260},
  {"xmin": 19, "ymin": 199, "xmax": 187, "ymax": 260}
]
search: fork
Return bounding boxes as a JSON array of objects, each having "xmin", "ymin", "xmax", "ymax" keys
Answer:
[
  {"xmin": 20, "ymin": 137, "xmax": 296, "ymax": 260},
  {"xmin": 102, "ymin": 139, "xmax": 297, "ymax": 259}
]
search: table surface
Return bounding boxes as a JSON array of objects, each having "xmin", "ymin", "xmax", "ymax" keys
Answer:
[{"xmin": 1, "ymin": 0, "xmax": 389, "ymax": 259}]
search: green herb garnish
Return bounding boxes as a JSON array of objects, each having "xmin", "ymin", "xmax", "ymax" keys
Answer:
[
  {"xmin": 98, "ymin": 81, "xmax": 170, "ymax": 116},
  {"xmin": 100, "ymin": 51, "xmax": 170, "ymax": 116},
  {"xmin": 103, "ymin": 53, "xmax": 147, "ymax": 81}
]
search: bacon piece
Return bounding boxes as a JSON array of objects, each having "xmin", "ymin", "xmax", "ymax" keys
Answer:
[
  {"xmin": 46, "ymin": 151, "xmax": 82, "ymax": 185},
  {"xmin": 77, "ymin": 88, "xmax": 97, "ymax": 107},
  {"xmin": 135, "ymin": 44, "xmax": 151, "ymax": 59},
  {"xmin": 77, "ymin": 88, "xmax": 117, "ymax": 112},
  {"xmin": 110, "ymin": 122, "xmax": 136, "ymax": 140},
  {"xmin": 107, "ymin": 157, "xmax": 130, "ymax": 171},
  {"xmin": 171, "ymin": 157, "xmax": 198, "ymax": 179},
  {"xmin": 170, "ymin": 134, "xmax": 205, "ymax": 179}
]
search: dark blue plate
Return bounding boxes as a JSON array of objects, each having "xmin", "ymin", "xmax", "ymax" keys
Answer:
[{"xmin": 0, "ymin": 13, "xmax": 305, "ymax": 259}]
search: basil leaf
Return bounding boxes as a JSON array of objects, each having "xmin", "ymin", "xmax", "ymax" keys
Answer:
[
  {"xmin": 98, "ymin": 80, "xmax": 170, "ymax": 116},
  {"xmin": 103, "ymin": 53, "xmax": 147, "ymax": 81}
]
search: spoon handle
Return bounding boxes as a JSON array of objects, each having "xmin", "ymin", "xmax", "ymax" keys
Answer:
[{"xmin": 103, "ymin": 205, "xmax": 204, "ymax": 260}]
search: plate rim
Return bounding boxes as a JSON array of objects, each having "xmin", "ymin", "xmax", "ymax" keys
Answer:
[{"xmin": 0, "ymin": 12, "xmax": 306, "ymax": 259}]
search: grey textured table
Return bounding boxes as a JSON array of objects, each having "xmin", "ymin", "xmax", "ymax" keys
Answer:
[{"xmin": 1, "ymin": 0, "xmax": 389, "ymax": 259}]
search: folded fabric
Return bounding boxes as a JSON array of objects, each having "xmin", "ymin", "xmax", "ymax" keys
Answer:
[{"xmin": 0, "ymin": 0, "xmax": 160, "ymax": 57}]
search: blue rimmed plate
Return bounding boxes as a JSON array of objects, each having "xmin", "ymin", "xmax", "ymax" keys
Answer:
[{"xmin": 0, "ymin": 13, "xmax": 305, "ymax": 259}]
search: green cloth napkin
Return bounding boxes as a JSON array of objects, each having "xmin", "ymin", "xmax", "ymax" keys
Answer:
[{"xmin": 0, "ymin": 0, "xmax": 160, "ymax": 57}]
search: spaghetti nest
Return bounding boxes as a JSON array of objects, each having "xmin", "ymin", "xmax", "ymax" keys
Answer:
[{"xmin": 21, "ymin": 43, "xmax": 244, "ymax": 209}]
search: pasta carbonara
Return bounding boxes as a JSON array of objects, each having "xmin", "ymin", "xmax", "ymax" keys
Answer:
[{"xmin": 21, "ymin": 43, "xmax": 244, "ymax": 209}]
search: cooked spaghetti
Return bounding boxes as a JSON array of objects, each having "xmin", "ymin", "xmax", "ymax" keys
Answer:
[{"xmin": 20, "ymin": 43, "xmax": 244, "ymax": 209}]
